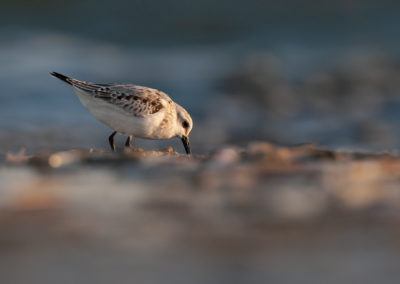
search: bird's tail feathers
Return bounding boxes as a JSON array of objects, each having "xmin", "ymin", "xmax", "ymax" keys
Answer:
[{"xmin": 50, "ymin": 72, "xmax": 73, "ymax": 85}]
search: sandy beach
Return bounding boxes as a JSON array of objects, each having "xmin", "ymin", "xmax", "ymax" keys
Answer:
[{"xmin": 2, "ymin": 143, "xmax": 400, "ymax": 283}]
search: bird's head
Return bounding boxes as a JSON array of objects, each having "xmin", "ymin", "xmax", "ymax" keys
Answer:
[{"xmin": 175, "ymin": 104, "xmax": 193, "ymax": 154}]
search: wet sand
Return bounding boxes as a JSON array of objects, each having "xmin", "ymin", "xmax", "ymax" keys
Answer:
[{"xmin": 2, "ymin": 142, "xmax": 400, "ymax": 283}]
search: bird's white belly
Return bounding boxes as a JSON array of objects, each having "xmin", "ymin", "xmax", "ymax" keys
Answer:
[{"xmin": 74, "ymin": 90, "xmax": 170, "ymax": 139}]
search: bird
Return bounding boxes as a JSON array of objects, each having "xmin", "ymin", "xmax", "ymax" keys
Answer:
[{"xmin": 50, "ymin": 72, "xmax": 192, "ymax": 154}]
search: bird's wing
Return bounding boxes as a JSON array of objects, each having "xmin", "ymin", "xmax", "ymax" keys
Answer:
[
  {"xmin": 92, "ymin": 84, "xmax": 172, "ymax": 117},
  {"xmin": 51, "ymin": 72, "xmax": 172, "ymax": 117}
]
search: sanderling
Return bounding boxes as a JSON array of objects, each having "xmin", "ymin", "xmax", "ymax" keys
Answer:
[{"xmin": 50, "ymin": 72, "xmax": 192, "ymax": 154}]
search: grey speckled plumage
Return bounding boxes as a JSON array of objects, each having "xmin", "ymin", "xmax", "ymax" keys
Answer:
[{"xmin": 51, "ymin": 72, "xmax": 193, "ymax": 154}]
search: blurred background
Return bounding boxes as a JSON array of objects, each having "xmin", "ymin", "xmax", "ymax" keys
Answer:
[
  {"xmin": 2, "ymin": 0, "xmax": 400, "ymax": 154},
  {"xmin": 3, "ymin": 1, "xmax": 400, "ymax": 284}
]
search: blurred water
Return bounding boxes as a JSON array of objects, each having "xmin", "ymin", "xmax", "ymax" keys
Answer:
[{"xmin": 2, "ymin": 1, "xmax": 400, "ymax": 154}]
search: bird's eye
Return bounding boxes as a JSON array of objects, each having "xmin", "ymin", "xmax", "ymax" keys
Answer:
[{"xmin": 182, "ymin": 120, "xmax": 189, "ymax": 129}]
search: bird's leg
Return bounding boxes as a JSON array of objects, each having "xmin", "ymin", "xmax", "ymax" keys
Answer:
[
  {"xmin": 108, "ymin": 131, "xmax": 117, "ymax": 152},
  {"xmin": 125, "ymin": 135, "xmax": 133, "ymax": 148}
]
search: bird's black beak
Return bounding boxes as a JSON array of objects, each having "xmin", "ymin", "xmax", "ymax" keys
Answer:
[{"xmin": 181, "ymin": 136, "xmax": 191, "ymax": 154}]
